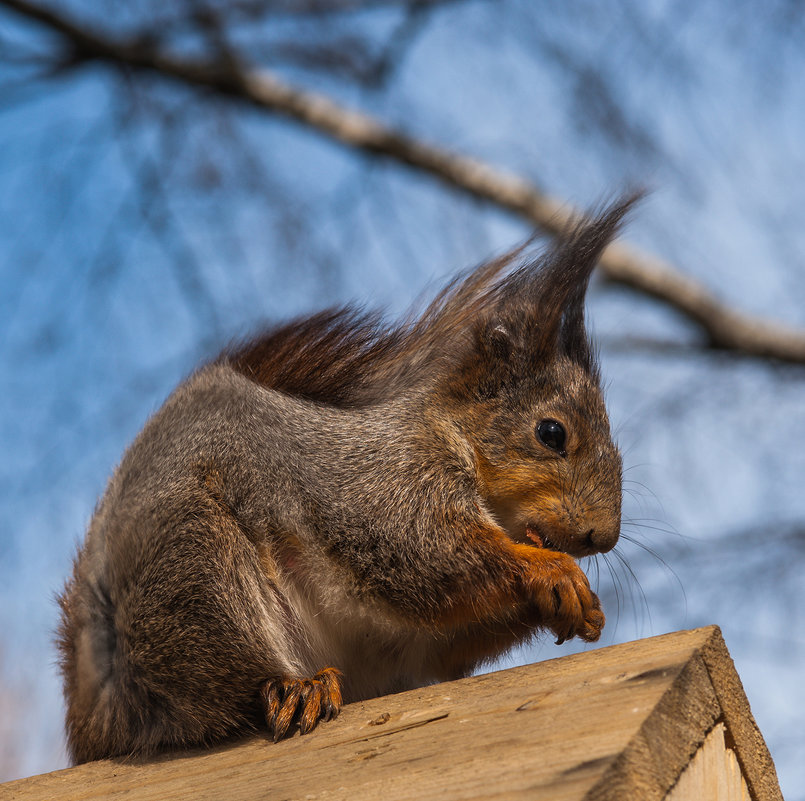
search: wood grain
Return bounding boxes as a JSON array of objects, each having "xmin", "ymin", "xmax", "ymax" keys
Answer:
[
  {"xmin": 1, "ymin": 627, "xmax": 782, "ymax": 801},
  {"xmin": 666, "ymin": 722, "xmax": 750, "ymax": 801}
]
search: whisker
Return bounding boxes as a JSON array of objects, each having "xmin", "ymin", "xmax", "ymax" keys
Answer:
[
  {"xmin": 601, "ymin": 552, "xmax": 624, "ymax": 637},
  {"xmin": 621, "ymin": 519, "xmax": 685, "ymax": 540},
  {"xmin": 611, "ymin": 547, "xmax": 652, "ymax": 632},
  {"xmin": 621, "ymin": 477, "xmax": 665, "ymax": 508},
  {"xmin": 620, "ymin": 532, "xmax": 688, "ymax": 617}
]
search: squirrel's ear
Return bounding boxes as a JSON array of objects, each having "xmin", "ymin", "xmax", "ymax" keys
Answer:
[
  {"xmin": 468, "ymin": 320, "xmax": 516, "ymax": 398},
  {"xmin": 485, "ymin": 323, "xmax": 513, "ymax": 358},
  {"xmin": 520, "ymin": 191, "xmax": 643, "ymax": 367}
]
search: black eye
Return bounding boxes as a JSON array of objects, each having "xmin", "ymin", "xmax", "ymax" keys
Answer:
[{"xmin": 536, "ymin": 419, "xmax": 567, "ymax": 455}]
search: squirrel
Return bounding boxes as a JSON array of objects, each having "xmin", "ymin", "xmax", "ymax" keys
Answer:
[{"xmin": 57, "ymin": 194, "xmax": 637, "ymax": 764}]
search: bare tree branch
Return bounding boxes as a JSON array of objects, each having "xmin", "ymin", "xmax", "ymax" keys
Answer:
[{"xmin": 3, "ymin": 0, "xmax": 805, "ymax": 363}]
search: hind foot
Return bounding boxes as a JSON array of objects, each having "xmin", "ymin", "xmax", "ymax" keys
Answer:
[{"xmin": 260, "ymin": 667, "xmax": 343, "ymax": 742}]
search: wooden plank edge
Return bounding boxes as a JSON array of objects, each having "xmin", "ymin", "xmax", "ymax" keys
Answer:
[
  {"xmin": 698, "ymin": 627, "xmax": 783, "ymax": 801},
  {"xmin": 584, "ymin": 626, "xmax": 782, "ymax": 801},
  {"xmin": 665, "ymin": 721, "xmax": 750, "ymax": 801},
  {"xmin": 583, "ymin": 626, "xmax": 722, "ymax": 801}
]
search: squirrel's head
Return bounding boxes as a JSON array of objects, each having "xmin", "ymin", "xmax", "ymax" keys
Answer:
[
  {"xmin": 441, "ymin": 195, "xmax": 639, "ymax": 557},
  {"xmin": 468, "ymin": 351, "xmax": 622, "ymax": 557}
]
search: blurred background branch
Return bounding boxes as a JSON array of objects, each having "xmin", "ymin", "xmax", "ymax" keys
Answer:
[{"xmin": 3, "ymin": 0, "xmax": 805, "ymax": 362}]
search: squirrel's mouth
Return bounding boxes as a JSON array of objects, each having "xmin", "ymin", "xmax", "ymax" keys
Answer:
[
  {"xmin": 525, "ymin": 522, "xmax": 592, "ymax": 558},
  {"xmin": 525, "ymin": 523, "xmax": 557, "ymax": 551}
]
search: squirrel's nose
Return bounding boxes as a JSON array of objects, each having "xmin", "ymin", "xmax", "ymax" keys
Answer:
[{"xmin": 584, "ymin": 526, "xmax": 619, "ymax": 554}]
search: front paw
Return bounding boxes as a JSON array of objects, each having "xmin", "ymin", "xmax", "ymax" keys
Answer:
[{"xmin": 520, "ymin": 549, "xmax": 604, "ymax": 644}]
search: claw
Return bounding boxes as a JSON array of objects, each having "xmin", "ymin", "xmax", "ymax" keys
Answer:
[
  {"xmin": 317, "ymin": 668, "xmax": 343, "ymax": 706},
  {"xmin": 299, "ymin": 682, "xmax": 325, "ymax": 735},
  {"xmin": 273, "ymin": 681, "xmax": 302, "ymax": 742},
  {"xmin": 260, "ymin": 680, "xmax": 282, "ymax": 732},
  {"xmin": 552, "ymin": 585, "xmax": 562, "ymax": 614}
]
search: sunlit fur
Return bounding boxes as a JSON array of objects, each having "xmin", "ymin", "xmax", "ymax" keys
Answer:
[{"xmin": 58, "ymin": 194, "xmax": 640, "ymax": 764}]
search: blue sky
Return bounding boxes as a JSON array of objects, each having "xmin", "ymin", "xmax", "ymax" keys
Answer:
[{"xmin": 1, "ymin": 0, "xmax": 804, "ymax": 795}]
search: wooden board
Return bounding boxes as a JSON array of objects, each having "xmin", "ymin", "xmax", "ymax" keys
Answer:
[
  {"xmin": 1, "ymin": 627, "xmax": 782, "ymax": 801},
  {"xmin": 666, "ymin": 722, "xmax": 750, "ymax": 801}
]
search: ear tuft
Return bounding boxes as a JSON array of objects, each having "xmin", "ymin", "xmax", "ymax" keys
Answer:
[
  {"xmin": 555, "ymin": 190, "xmax": 644, "ymax": 371},
  {"xmin": 439, "ymin": 192, "xmax": 642, "ymax": 401},
  {"xmin": 500, "ymin": 191, "xmax": 644, "ymax": 371}
]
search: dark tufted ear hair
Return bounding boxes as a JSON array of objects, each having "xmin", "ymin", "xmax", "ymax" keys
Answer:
[
  {"xmin": 497, "ymin": 191, "xmax": 643, "ymax": 374},
  {"xmin": 441, "ymin": 192, "xmax": 642, "ymax": 401}
]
